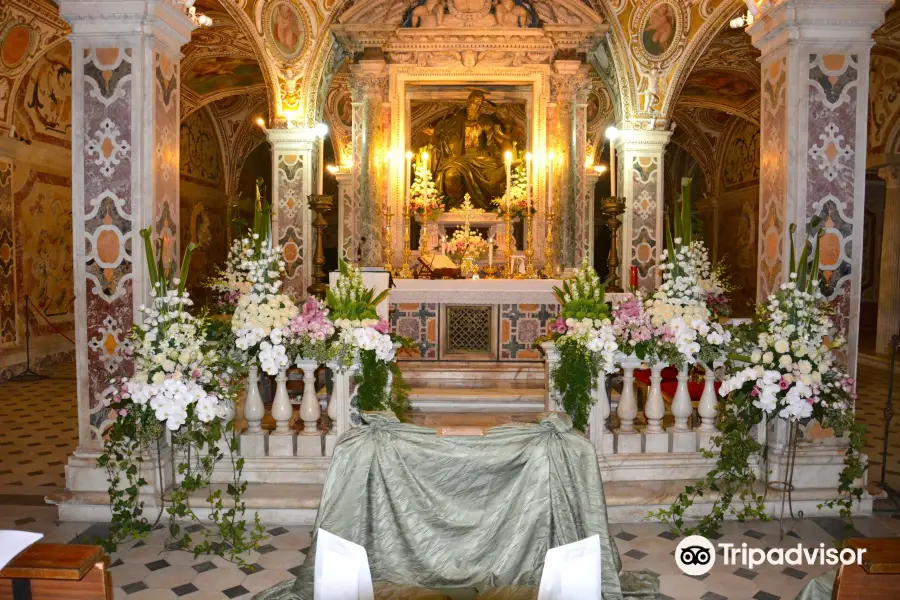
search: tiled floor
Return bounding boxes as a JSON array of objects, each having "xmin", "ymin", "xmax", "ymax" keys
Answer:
[{"xmin": 1, "ymin": 357, "xmax": 900, "ymax": 600}]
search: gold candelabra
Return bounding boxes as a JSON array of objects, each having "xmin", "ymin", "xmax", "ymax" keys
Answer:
[
  {"xmin": 524, "ymin": 210, "xmax": 537, "ymax": 278},
  {"xmin": 397, "ymin": 207, "xmax": 414, "ymax": 278},
  {"xmin": 382, "ymin": 201, "xmax": 394, "ymax": 274},
  {"xmin": 542, "ymin": 202, "xmax": 556, "ymax": 278},
  {"xmin": 418, "ymin": 218, "xmax": 431, "ymax": 259},
  {"xmin": 503, "ymin": 208, "xmax": 517, "ymax": 278},
  {"xmin": 307, "ymin": 194, "xmax": 333, "ymax": 298},
  {"xmin": 601, "ymin": 196, "xmax": 626, "ymax": 292}
]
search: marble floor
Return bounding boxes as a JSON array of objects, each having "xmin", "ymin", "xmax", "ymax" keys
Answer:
[{"xmin": 1, "ymin": 358, "xmax": 900, "ymax": 600}]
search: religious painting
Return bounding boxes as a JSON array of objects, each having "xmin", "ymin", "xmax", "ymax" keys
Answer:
[
  {"xmin": 336, "ymin": 93, "xmax": 352, "ymax": 127},
  {"xmin": 641, "ymin": 3, "xmax": 676, "ymax": 58},
  {"xmin": 182, "ymin": 57, "xmax": 264, "ymax": 96},
  {"xmin": 0, "ymin": 23, "xmax": 34, "ymax": 69},
  {"xmin": 267, "ymin": 0, "xmax": 307, "ymax": 62},
  {"xmin": 682, "ymin": 70, "xmax": 758, "ymax": 104},
  {"xmin": 23, "ymin": 43, "xmax": 72, "ymax": 139},
  {"xmin": 586, "ymin": 92, "xmax": 600, "ymax": 125}
]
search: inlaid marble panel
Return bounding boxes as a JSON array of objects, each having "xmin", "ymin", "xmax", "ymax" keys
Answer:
[
  {"xmin": 758, "ymin": 55, "xmax": 787, "ymax": 301},
  {"xmin": 630, "ymin": 156, "xmax": 659, "ymax": 289},
  {"xmin": 276, "ymin": 153, "xmax": 305, "ymax": 296},
  {"xmin": 390, "ymin": 302, "xmax": 438, "ymax": 360},
  {"xmin": 806, "ymin": 54, "xmax": 860, "ymax": 349},
  {"xmin": 81, "ymin": 47, "xmax": 135, "ymax": 441},
  {"xmin": 499, "ymin": 303, "xmax": 559, "ymax": 361}
]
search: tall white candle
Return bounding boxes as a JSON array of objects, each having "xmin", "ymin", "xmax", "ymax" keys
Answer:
[
  {"xmin": 504, "ymin": 151, "xmax": 512, "ymax": 205},
  {"xmin": 488, "ymin": 237, "xmax": 494, "ymax": 266},
  {"xmin": 441, "ymin": 235, "xmax": 447, "ymax": 255}
]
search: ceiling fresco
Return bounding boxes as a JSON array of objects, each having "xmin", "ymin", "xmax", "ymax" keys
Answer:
[{"xmin": 182, "ymin": 56, "xmax": 265, "ymax": 96}]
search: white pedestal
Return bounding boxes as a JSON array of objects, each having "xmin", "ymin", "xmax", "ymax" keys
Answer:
[
  {"xmin": 269, "ymin": 433, "xmax": 297, "ymax": 457},
  {"xmin": 671, "ymin": 430, "xmax": 697, "ymax": 453},
  {"xmin": 644, "ymin": 431, "xmax": 668, "ymax": 454},
  {"xmin": 241, "ymin": 432, "xmax": 268, "ymax": 458},
  {"xmin": 296, "ymin": 434, "xmax": 324, "ymax": 457},
  {"xmin": 698, "ymin": 430, "xmax": 718, "ymax": 452},
  {"xmin": 616, "ymin": 432, "xmax": 642, "ymax": 454},
  {"xmin": 325, "ymin": 434, "xmax": 338, "ymax": 457}
]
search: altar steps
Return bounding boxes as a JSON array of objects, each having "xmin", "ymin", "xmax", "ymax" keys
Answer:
[
  {"xmin": 400, "ymin": 361, "xmax": 547, "ymax": 418},
  {"xmin": 51, "ymin": 480, "xmax": 871, "ymax": 525}
]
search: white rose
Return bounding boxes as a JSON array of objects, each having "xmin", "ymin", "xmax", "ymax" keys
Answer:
[
  {"xmin": 750, "ymin": 350, "xmax": 762, "ymax": 364},
  {"xmin": 774, "ymin": 339, "xmax": 790, "ymax": 354},
  {"xmin": 778, "ymin": 354, "xmax": 793, "ymax": 368},
  {"xmin": 763, "ymin": 351, "xmax": 774, "ymax": 364}
]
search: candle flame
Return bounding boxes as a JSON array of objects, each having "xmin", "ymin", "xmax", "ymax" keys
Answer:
[
  {"xmin": 504, "ymin": 150, "xmax": 513, "ymax": 163},
  {"xmin": 406, "ymin": 151, "xmax": 413, "ymax": 161},
  {"xmin": 422, "ymin": 151, "xmax": 429, "ymax": 162},
  {"xmin": 255, "ymin": 117, "xmax": 265, "ymax": 128},
  {"xmin": 525, "ymin": 152, "xmax": 532, "ymax": 162}
]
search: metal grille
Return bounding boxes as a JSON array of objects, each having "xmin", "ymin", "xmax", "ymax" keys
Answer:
[{"xmin": 445, "ymin": 305, "xmax": 492, "ymax": 354}]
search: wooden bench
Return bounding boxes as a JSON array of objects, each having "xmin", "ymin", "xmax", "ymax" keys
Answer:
[
  {"xmin": 0, "ymin": 544, "xmax": 111, "ymax": 600},
  {"xmin": 833, "ymin": 538, "xmax": 900, "ymax": 599}
]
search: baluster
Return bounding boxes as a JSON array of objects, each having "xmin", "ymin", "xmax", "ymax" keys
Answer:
[
  {"xmin": 644, "ymin": 363, "xmax": 665, "ymax": 433},
  {"xmin": 698, "ymin": 365, "xmax": 718, "ymax": 431},
  {"xmin": 244, "ymin": 365, "xmax": 265, "ymax": 434},
  {"xmin": 590, "ymin": 371, "xmax": 613, "ymax": 455},
  {"xmin": 671, "ymin": 365, "xmax": 693, "ymax": 431},
  {"xmin": 617, "ymin": 360, "xmax": 638, "ymax": 433},
  {"xmin": 270, "ymin": 369, "xmax": 293, "ymax": 434},
  {"xmin": 297, "ymin": 360, "xmax": 321, "ymax": 434}
]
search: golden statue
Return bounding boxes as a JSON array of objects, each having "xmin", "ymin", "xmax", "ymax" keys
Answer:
[{"xmin": 422, "ymin": 90, "xmax": 515, "ymax": 210}]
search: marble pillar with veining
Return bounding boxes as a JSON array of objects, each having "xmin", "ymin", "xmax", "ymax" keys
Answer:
[
  {"xmin": 60, "ymin": 0, "xmax": 192, "ymax": 449},
  {"xmin": 749, "ymin": 0, "xmax": 891, "ymax": 375}
]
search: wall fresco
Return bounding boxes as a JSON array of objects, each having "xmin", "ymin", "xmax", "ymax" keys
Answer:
[
  {"xmin": 16, "ymin": 42, "xmax": 71, "ymax": 146},
  {"xmin": 722, "ymin": 118, "xmax": 760, "ymax": 190},
  {"xmin": 0, "ymin": 159, "xmax": 15, "ymax": 345},
  {"xmin": 179, "ymin": 106, "xmax": 222, "ymax": 186}
]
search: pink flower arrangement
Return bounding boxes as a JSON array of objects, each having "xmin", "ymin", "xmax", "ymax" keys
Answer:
[
  {"xmin": 289, "ymin": 297, "xmax": 335, "ymax": 342},
  {"xmin": 372, "ymin": 320, "xmax": 390, "ymax": 334},
  {"xmin": 549, "ymin": 317, "xmax": 568, "ymax": 335},
  {"xmin": 612, "ymin": 294, "xmax": 657, "ymax": 350}
]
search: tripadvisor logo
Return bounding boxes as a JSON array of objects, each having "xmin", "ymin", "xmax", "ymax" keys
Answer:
[{"xmin": 675, "ymin": 535, "xmax": 867, "ymax": 576}]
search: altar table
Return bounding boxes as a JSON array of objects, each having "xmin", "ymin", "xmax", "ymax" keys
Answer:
[{"xmin": 253, "ymin": 412, "xmax": 659, "ymax": 600}]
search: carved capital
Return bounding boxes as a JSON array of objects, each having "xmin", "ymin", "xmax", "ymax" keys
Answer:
[
  {"xmin": 550, "ymin": 72, "xmax": 591, "ymax": 104},
  {"xmin": 350, "ymin": 72, "xmax": 388, "ymax": 102}
]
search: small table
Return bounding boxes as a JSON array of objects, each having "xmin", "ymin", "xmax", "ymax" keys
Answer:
[
  {"xmin": 0, "ymin": 544, "xmax": 111, "ymax": 600},
  {"xmin": 833, "ymin": 538, "xmax": 900, "ymax": 599}
]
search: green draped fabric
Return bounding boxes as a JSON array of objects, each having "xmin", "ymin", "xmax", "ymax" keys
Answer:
[
  {"xmin": 254, "ymin": 412, "xmax": 659, "ymax": 600},
  {"xmin": 792, "ymin": 570, "xmax": 836, "ymax": 600}
]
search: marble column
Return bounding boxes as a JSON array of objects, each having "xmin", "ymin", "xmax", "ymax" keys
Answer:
[
  {"xmin": 335, "ymin": 170, "xmax": 357, "ymax": 262},
  {"xmin": 350, "ymin": 59, "xmax": 388, "ymax": 268},
  {"xmin": 267, "ymin": 127, "xmax": 320, "ymax": 297},
  {"xmin": 877, "ymin": 166, "xmax": 900, "ymax": 354},
  {"xmin": 583, "ymin": 170, "xmax": 600, "ymax": 268},
  {"xmin": 59, "ymin": 0, "xmax": 192, "ymax": 499},
  {"xmin": 549, "ymin": 62, "xmax": 592, "ymax": 268},
  {"xmin": 749, "ymin": 0, "xmax": 891, "ymax": 375},
  {"xmin": 617, "ymin": 128, "xmax": 671, "ymax": 290}
]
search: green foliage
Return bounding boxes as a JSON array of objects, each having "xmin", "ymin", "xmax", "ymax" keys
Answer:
[
  {"xmin": 326, "ymin": 259, "xmax": 388, "ymax": 322},
  {"xmin": 647, "ymin": 391, "xmax": 769, "ymax": 537},
  {"xmin": 552, "ymin": 260, "xmax": 611, "ymax": 321},
  {"xmin": 356, "ymin": 349, "xmax": 410, "ymax": 420},
  {"xmin": 552, "ymin": 337, "xmax": 600, "ymax": 432}
]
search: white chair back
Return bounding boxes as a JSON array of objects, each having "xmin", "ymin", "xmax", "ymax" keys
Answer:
[
  {"xmin": 314, "ymin": 529, "xmax": 375, "ymax": 600},
  {"xmin": 537, "ymin": 535, "xmax": 602, "ymax": 600}
]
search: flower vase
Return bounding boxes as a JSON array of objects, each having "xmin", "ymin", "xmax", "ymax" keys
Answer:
[
  {"xmin": 698, "ymin": 366, "xmax": 718, "ymax": 431},
  {"xmin": 671, "ymin": 366, "xmax": 693, "ymax": 431},
  {"xmin": 297, "ymin": 360, "xmax": 321, "ymax": 434},
  {"xmin": 271, "ymin": 368, "xmax": 293, "ymax": 434},
  {"xmin": 244, "ymin": 365, "xmax": 265, "ymax": 434}
]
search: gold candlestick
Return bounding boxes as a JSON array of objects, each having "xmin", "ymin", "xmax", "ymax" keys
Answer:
[
  {"xmin": 504, "ymin": 208, "xmax": 516, "ymax": 278},
  {"xmin": 382, "ymin": 202, "xmax": 394, "ymax": 274},
  {"xmin": 397, "ymin": 211, "xmax": 414, "ymax": 278},
  {"xmin": 307, "ymin": 194, "xmax": 333, "ymax": 298},
  {"xmin": 418, "ymin": 218, "xmax": 431, "ymax": 259},
  {"xmin": 524, "ymin": 210, "xmax": 537, "ymax": 278},
  {"xmin": 601, "ymin": 196, "xmax": 626, "ymax": 292},
  {"xmin": 542, "ymin": 203, "xmax": 556, "ymax": 279}
]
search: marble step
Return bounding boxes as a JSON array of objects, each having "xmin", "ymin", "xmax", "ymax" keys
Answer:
[
  {"xmin": 400, "ymin": 361, "xmax": 545, "ymax": 384},
  {"xmin": 53, "ymin": 480, "xmax": 871, "ymax": 525},
  {"xmin": 408, "ymin": 386, "xmax": 546, "ymax": 413}
]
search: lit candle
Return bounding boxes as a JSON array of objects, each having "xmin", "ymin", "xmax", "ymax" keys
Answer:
[
  {"xmin": 525, "ymin": 153, "xmax": 532, "ymax": 212},
  {"xmin": 547, "ymin": 151, "xmax": 555, "ymax": 214},
  {"xmin": 441, "ymin": 235, "xmax": 447, "ymax": 255},
  {"xmin": 488, "ymin": 237, "xmax": 494, "ymax": 266},
  {"xmin": 630, "ymin": 266, "xmax": 639, "ymax": 289},
  {"xmin": 405, "ymin": 150, "xmax": 413, "ymax": 220}
]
